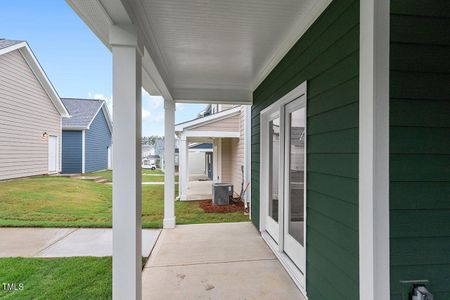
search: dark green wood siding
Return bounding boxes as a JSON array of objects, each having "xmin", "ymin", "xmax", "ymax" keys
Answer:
[
  {"xmin": 251, "ymin": 0, "xmax": 359, "ymax": 299},
  {"xmin": 390, "ymin": 1, "xmax": 450, "ymax": 299}
]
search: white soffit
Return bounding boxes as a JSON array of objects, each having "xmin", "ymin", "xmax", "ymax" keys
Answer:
[{"xmin": 67, "ymin": 0, "xmax": 331, "ymax": 103}]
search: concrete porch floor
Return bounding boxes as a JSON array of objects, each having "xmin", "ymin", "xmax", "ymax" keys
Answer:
[{"xmin": 142, "ymin": 222, "xmax": 305, "ymax": 299}]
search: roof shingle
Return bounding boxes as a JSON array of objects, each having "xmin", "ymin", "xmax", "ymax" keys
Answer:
[
  {"xmin": 62, "ymin": 98, "xmax": 105, "ymax": 129},
  {"xmin": 0, "ymin": 39, "xmax": 23, "ymax": 50}
]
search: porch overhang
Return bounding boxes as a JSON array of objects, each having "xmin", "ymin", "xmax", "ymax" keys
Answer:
[{"xmin": 66, "ymin": 0, "xmax": 331, "ymax": 104}]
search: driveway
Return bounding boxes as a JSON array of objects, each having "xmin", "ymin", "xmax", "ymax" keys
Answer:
[{"xmin": 0, "ymin": 228, "xmax": 160, "ymax": 257}]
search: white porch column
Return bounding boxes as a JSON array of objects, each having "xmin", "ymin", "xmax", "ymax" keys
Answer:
[
  {"xmin": 179, "ymin": 134, "xmax": 188, "ymax": 200},
  {"xmin": 163, "ymin": 100, "xmax": 176, "ymax": 228},
  {"xmin": 359, "ymin": 0, "xmax": 390, "ymax": 299},
  {"xmin": 110, "ymin": 25, "xmax": 143, "ymax": 300}
]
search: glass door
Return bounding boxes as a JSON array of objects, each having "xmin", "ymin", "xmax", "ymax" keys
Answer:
[
  {"xmin": 283, "ymin": 100, "xmax": 306, "ymax": 274},
  {"xmin": 265, "ymin": 115, "xmax": 281, "ymax": 241}
]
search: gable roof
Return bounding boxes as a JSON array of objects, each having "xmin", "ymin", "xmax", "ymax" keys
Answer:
[
  {"xmin": 189, "ymin": 143, "xmax": 213, "ymax": 149},
  {"xmin": 0, "ymin": 39, "xmax": 69, "ymax": 117},
  {"xmin": 175, "ymin": 106, "xmax": 241, "ymax": 132},
  {"xmin": 0, "ymin": 39, "xmax": 22, "ymax": 50},
  {"xmin": 62, "ymin": 98, "xmax": 112, "ymax": 132}
]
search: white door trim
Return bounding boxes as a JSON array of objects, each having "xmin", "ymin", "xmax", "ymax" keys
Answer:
[
  {"xmin": 260, "ymin": 108, "xmax": 282, "ymax": 243},
  {"xmin": 283, "ymin": 97, "xmax": 307, "ymax": 277},
  {"xmin": 259, "ymin": 81, "xmax": 307, "ymax": 295},
  {"xmin": 359, "ymin": 0, "xmax": 390, "ymax": 298},
  {"xmin": 81, "ymin": 130, "xmax": 86, "ymax": 173}
]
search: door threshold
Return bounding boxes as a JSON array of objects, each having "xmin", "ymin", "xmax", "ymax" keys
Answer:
[{"xmin": 261, "ymin": 231, "xmax": 308, "ymax": 299}]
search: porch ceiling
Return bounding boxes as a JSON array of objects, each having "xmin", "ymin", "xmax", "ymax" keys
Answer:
[{"xmin": 67, "ymin": 0, "xmax": 330, "ymax": 103}]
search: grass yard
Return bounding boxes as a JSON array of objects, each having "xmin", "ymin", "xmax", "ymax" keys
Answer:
[
  {"xmin": 0, "ymin": 176, "xmax": 248, "ymax": 228},
  {"xmin": 86, "ymin": 169, "xmax": 179, "ymax": 183},
  {"xmin": 0, "ymin": 257, "xmax": 111, "ymax": 300}
]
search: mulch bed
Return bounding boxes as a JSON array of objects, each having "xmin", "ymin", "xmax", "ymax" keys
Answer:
[{"xmin": 199, "ymin": 199, "xmax": 245, "ymax": 213}]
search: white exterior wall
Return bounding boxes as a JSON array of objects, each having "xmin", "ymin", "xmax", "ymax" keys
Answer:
[
  {"xmin": 0, "ymin": 50, "xmax": 61, "ymax": 181},
  {"xmin": 190, "ymin": 114, "xmax": 240, "ymax": 132},
  {"xmin": 230, "ymin": 107, "xmax": 246, "ymax": 194},
  {"xmin": 221, "ymin": 138, "xmax": 233, "ymax": 183},
  {"xmin": 188, "ymin": 151, "xmax": 206, "ymax": 175}
]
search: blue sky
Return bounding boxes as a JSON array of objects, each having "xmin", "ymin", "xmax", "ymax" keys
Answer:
[{"xmin": 0, "ymin": 0, "xmax": 205, "ymax": 136}]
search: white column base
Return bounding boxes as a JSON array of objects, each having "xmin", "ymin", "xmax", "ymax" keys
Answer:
[
  {"xmin": 163, "ymin": 217, "xmax": 176, "ymax": 229},
  {"xmin": 179, "ymin": 194, "xmax": 187, "ymax": 201}
]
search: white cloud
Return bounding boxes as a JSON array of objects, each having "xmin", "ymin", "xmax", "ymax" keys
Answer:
[
  {"xmin": 142, "ymin": 88, "xmax": 164, "ymax": 110},
  {"xmin": 142, "ymin": 109, "xmax": 150, "ymax": 120},
  {"xmin": 149, "ymin": 112, "xmax": 164, "ymax": 123},
  {"xmin": 88, "ymin": 92, "xmax": 113, "ymax": 114},
  {"xmin": 142, "ymin": 108, "xmax": 163, "ymax": 122},
  {"xmin": 176, "ymin": 103, "xmax": 185, "ymax": 111}
]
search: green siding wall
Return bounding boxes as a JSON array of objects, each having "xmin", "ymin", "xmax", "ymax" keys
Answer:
[
  {"xmin": 251, "ymin": 0, "xmax": 359, "ymax": 299},
  {"xmin": 390, "ymin": 1, "xmax": 450, "ymax": 299}
]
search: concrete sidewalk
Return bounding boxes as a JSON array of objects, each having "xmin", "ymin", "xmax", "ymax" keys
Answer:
[
  {"xmin": 142, "ymin": 222, "xmax": 305, "ymax": 299},
  {"xmin": 0, "ymin": 228, "xmax": 160, "ymax": 258}
]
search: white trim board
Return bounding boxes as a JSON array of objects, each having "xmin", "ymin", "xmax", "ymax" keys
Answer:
[
  {"xmin": 81, "ymin": 130, "xmax": 86, "ymax": 174},
  {"xmin": 358, "ymin": 0, "xmax": 390, "ymax": 299},
  {"xmin": 175, "ymin": 106, "xmax": 241, "ymax": 131},
  {"xmin": 182, "ymin": 131, "xmax": 240, "ymax": 138},
  {"xmin": 85, "ymin": 102, "xmax": 113, "ymax": 133}
]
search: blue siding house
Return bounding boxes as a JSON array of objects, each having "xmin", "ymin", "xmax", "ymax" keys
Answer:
[{"xmin": 61, "ymin": 98, "xmax": 112, "ymax": 174}]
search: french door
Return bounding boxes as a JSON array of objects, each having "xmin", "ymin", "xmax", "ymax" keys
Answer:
[
  {"xmin": 260, "ymin": 82, "xmax": 307, "ymax": 289},
  {"xmin": 283, "ymin": 100, "xmax": 306, "ymax": 273},
  {"xmin": 265, "ymin": 111, "xmax": 281, "ymax": 242}
]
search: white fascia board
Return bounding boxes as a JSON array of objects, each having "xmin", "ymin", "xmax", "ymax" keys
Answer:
[
  {"xmin": 63, "ymin": 127, "xmax": 87, "ymax": 131},
  {"xmin": 0, "ymin": 42, "xmax": 25, "ymax": 56},
  {"xmin": 172, "ymin": 87, "xmax": 252, "ymax": 104},
  {"xmin": 102, "ymin": 104, "xmax": 113, "ymax": 133},
  {"xmin": 2, "ymin": 43, "xmax": 70, "ymax": 118},
  {"xmin": 252, "ymin": 0, "xmax": 332, "ymax": 90},
  {"xmin": 188, "ymin": 148, "xmax": 213, "ymax": 153},
  {"xmin": 183, "ymin": 130, "xmax": 240, "ymax": 138},
  {"xmin": 86, "ymin": 102, "xmax": 113, "ymax": 133},
  {"xmin": 175, "ymin": 106, "xmax": 241, "ymax": 131},
  {"xmin": 65, "ymin": 0, "xmax": 112, "ymax": 49}
]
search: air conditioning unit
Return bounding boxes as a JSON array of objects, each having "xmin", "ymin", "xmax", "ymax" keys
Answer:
[{"xmin": 212, "ymin": 183, "xmax": 233, "ymax": 205}]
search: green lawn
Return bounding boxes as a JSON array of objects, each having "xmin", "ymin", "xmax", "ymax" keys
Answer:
[
  {"xmin": 86, "ymin": 170, "xmax": 179, "ymax": 183},
  {"xmin": 0, "ymin": 257, "xmax": 111, "ymax": 300},
  {"xmin": 142, "ymin": 169, "xmax": 164, "ymax": 175},
  {"xmin": 0, "ymin": 176, "xmax": 247, "ymax": 228}
]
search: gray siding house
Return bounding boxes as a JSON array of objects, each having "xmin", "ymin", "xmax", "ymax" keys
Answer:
[
  {"xmin": 0, "ymin": 39, "xmax": 69, "ymax": 181},
  {"xmin": 61, "ymin": 98, "xmax": 112, "ymax": 174}
]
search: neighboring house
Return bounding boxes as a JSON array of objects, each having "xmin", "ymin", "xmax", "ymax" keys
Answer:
[
  {"xmin": 176, "ymin": 105, "xmax": 250, "ymax": 201},
  {"xmin": 70, "ymin": 1, "xmax": 450, "ymax": 299},
  {"xmin": 142, "ymin": 144, "xmax": 155, "ymax": 158},
  {"xmin": 188, "ymin": 143, "xmax": 213, "ymax": 180},
  {"xmin": 0, "ymin": 39, "xmax": 69, "ymax": 181},
  {"xmin": 155, "ymin": 137, "xmax": 180, "ymax": 171},
  {"xmin": 61, "ymin": 98, "xmax": 112, "ymax": 174}
]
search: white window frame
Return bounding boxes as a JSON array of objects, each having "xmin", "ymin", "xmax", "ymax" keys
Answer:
[{"xmin": 259, "ymin": 81, "xmax": 307, "ymax": 295}]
